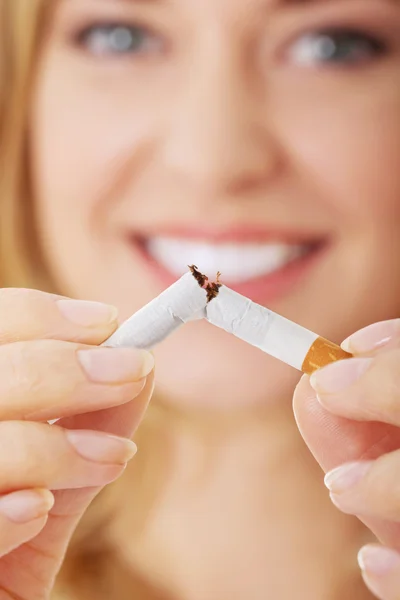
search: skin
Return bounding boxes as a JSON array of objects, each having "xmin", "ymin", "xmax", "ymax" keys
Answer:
[
  {"xmin": 0, "ymin": 292, "xmax": 155, "ymax": 597},
  {"xmin": 294, "ymin": 328, "xmax": 400, "ymax": 600},
  {"xmin": 30, "ymin": 0, "xmax": 400, "ymax": 409},
  {"xmin": 0, "ymin": 0, "xmax": 394, "ymax": 597}
]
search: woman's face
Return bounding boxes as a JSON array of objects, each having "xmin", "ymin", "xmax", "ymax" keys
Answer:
[{"xmin": 31, "ymin": 0, "xmax": 400, "ymax": 409}]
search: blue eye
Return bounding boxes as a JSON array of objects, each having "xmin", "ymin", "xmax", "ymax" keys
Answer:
[
  {"xmin": 288, "ymin": 30, "xmax": 386, "ymax": 66},
  {"xmin": 77, "ymin": 24, "xmax": 162, "ymax": 56}
]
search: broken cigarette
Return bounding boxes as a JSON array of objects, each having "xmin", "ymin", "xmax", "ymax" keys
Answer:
[
  {"xmin": 103, "ymin": 271, "xmax": 208, "ymax": 349},
  {"xmin": 205, "ymin": 284, "xmax": 351, "ymax": 374},
  {"xmin": 49, "ymin": 273, "xmax": 206, "ymax": 425},
  {"xmin": 103, "ymin": 266, "xmax": 351, "ymax": 374}
]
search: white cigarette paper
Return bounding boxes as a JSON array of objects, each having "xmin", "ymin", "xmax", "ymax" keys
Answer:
[
  {"xmin": 205, "ymin": 285, "xmax": 318, "ymax": 370},
  {"xmin": 103, "ymin": 272, "xmax": 208, "ymax": 349},
  {"xmin": 101, "ymin": 267, "xmax": 350, "ymax": 374},
  {"xmin": 205, "ymin": 285, "xmax": 351, "ymax": 374}
]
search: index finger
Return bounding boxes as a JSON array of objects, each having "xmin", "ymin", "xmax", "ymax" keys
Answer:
[{"xmin": 0, "ymin": 288, "xmax": 119, "ymax": 345}]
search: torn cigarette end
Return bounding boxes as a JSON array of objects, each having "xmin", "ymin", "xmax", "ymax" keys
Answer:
[
  {"xmin": 189, "ymin": 265, "xmax": 222, "ymax": 303},
  {"xmin": 189, "ymin": 264, "xmax": 209, "ymax": 288},
  {"xmin": 103, "ymin": 271, "xmax": 209, "ymax": 349},
  {"xmin": 205, "ymin": 280, "xmax": 222, "ymax": 303},
  {"xmin": 301, "ymin": 337, "xmax": 352, "ymax": 375}
]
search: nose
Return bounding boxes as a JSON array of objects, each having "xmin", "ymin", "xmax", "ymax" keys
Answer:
[{"xmin": 161, "ymin": 53, "xmax": 282, "ymax": 196}]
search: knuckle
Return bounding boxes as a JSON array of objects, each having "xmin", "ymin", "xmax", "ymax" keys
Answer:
[
  {"xmin": 0, "ymin": 422, "xmax": 46, "ymax": 481},
  {"xmin": 0, "ymin": 289, "xmax": 61, "ymax": 345},
  {"xmin": 0, "ymin": 287, "xmax": 31, "ymax": 303},
  {"xmin": 0, "ymin": 340, "xmax": 79, "ymax": 401},
  {"xmin": 0, "ymin": 288, "xmax": 45, "ymax": 315},
  {"xmin": 0, "ymin": 422, "xmax": 31, "ymax": 469},
  {"xmin": 2, "ymin": 343, "xmax": 43, "ymax": 395}
]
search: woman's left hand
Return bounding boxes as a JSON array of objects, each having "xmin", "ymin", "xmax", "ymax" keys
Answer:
[{"xmin": 294, "ymin": 319, "xmax": 400, "ymax": 600}]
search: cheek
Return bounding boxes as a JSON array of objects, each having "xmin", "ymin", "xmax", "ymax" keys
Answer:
[
  {"xmin": 273, "ymin": 74, "xmax": 400, "ymax": 223},
  {"xmin": 31, "ymin": 80, "xmax": 152, "ymax": 230},
  {"xmin": 31, "ymin": 65, "xmax": 159, "ymax": 304},
  {"xmin": 29, "ymin": 62, "xmax": 162, "ymax": 295}
]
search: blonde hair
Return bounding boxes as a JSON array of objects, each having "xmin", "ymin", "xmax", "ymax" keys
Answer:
[
  {"xmin": 0, "ymin": 3, "xmax": 170, "ymax": 598},
  {"xmin": 0, "ymin": 0, "xmax": 54, "ymax": 288}
]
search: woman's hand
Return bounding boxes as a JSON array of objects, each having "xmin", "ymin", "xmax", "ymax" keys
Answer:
[
  {"xmin": 0, "ymin": 288, "xmax": 154, "ymax": 599},
  {"xmin": 294, "ymin": 319, "xmax": 400, "ymax": 600}
]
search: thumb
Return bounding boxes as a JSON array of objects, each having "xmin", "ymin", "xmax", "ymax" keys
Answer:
[{"xmin": 293, "ymin": 374, "xmax": 400, "ymax": 549}]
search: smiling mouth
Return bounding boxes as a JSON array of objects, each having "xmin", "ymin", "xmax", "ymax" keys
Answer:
[
  {"xmin": 141, "ymin": 236, "xmax": 318, "ymax": 283},
  {"xmin": 129, "ymin": 226, "xmax": 329, "ymax": 304}
]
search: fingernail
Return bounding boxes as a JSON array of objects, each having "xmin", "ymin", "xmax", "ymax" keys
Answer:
[
  {"xmin": 66, "ymin": 430, "xmax": 137, "ymax": 464},
  {"xmin": 0, "ymin": 489, "xmax": 54, "ymax": 524},
  {"xmin": 77, "ymin": 347, "xmax": 154, "ymax": 383},
  {"xmin": 358, "ymin": 545, "xmax": 400, "ymax": 575},
  {"xmin": 324, "ymin": 461, "xmax": 372, "ymax": 493},
  {"xmin": 310, "ymin": 358, "xmax": 372, "ymax": 393},
  {"xmin": 58, "ymin": 299, "xmax": 118, "ymax": 327},
  {"xmin": 341, "ymin": 320, "xmax": 400, "ymax": 354}
]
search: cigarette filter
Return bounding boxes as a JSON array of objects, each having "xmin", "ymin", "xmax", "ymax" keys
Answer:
[
  {"xmin": 103, "ymin": 272, "xmax": 208, "ymax": 350},
  {"xmin": 205, "ymin": 285, "xmax": 351, "ymax": 374}
]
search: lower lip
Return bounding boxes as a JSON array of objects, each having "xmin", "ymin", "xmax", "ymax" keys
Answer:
[{"xmin": 132, "ymin": 238, "xmax": 327, "ymax": 305}]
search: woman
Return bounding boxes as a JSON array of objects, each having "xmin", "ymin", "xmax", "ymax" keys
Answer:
[{"xmin": 0, "ymin": 0, "xmax": 400, "ymax": 598}]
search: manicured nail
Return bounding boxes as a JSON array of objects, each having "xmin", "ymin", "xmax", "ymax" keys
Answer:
[
  {"xmin": 0, "ymin": 489, "xmax": 54, "ymax": 524},
  {"xmin": 310, "ymin": 358, "xmax": 372, "ymax": 393},
  {"xmin": 324, "ymin": 461, "xmax": 372, "ymax": 493},
  {"xmin": 77, "ymin": 347, "xmax": 154, "ymax": 383},
  {"xmin": 66, "ymin": 430, "xmax": 137, "ymax": 464},
  {"xmin": 58, "ymin": 299, "xmax": 118, "ymax": 327},
  {"xmin": 341, "ymin": 319, "xmax": 400, "ymax": 354},
  {"xmin": 358, "ymin": 545, "xmax": 400, "ymax": 575}
]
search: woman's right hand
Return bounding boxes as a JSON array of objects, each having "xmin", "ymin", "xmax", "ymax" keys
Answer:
[{"xmin": 0, "ymin": 288, "xmax": 154, "ymax": 599}]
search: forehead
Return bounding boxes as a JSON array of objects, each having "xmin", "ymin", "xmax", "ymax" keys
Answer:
[
  {"xmin": 85, "ymin": 0, "xmax": 400, "ymax": 8},
  {"xmin": 79, "ymin": 0, "xmax": 397, "ymax": 4},
  {"xmin": 58, "ymin": 0, "xmax": 399, "ymax": 18}
]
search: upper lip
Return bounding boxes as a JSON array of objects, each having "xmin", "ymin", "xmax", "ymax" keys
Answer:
[{"xmin": 133, "ymin": 224, "xmax": 328, "ymax": 245}]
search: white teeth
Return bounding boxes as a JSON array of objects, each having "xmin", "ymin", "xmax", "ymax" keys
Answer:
[{"xmin": 145, "ymin": 237, "xmax": 308, "ymax": 283}]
